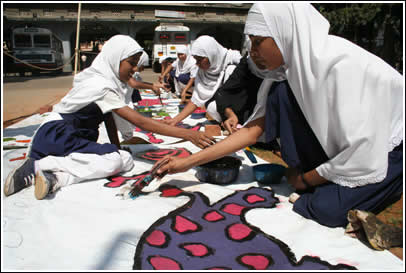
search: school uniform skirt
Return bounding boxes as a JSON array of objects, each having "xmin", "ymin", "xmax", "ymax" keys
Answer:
[
  {"xmin": 265, "ymin": 81, "xmax": 403, "ymax": 228},
  {"xmin": 29, "ymin": 103, "xmax": 118, "ymax": 160}
]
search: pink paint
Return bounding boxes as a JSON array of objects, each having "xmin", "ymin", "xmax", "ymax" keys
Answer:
[
  {"xmin": 149, "ymin": 255, "xmax": 181, "ymax": 270},
  {"xmin": 146, "ymin": 230, "xmax": 167, "ymax": 247},
  {"xmin": 161, "ymin": 188, "xmax": 183, "ymax": 197},
  {"xmin": 222, "ymin": 203, "xmax": 246, "ymax": 216},
  {"xmin": 182, "ymin": 244, "xmax": 209, "ymax": 257},
  {"xmin": 10, "ymin": 153, "xmax": 27, "ymax": 162},
  {"xmin": 227, "ymin": 223, "xmax": 253, "ymax": 241},
  {"xmin": 174, "ymin": 215, "xmax": 198, "ymax": 233},
  {"xmin": 246, "ymin": 194, "xmax": 265, "ymax": 204},
  {"xmin": 240, "ymin": 254, "xmax": 270, "ymax": 270},
  {"xmin": 204, "ymin": 211, "xmax": 225, "ymax": 222}
]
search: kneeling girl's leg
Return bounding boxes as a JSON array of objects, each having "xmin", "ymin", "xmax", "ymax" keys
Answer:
[{"xmin": 293, "ymin": 144, "xmax": 403, "ymax": 228}]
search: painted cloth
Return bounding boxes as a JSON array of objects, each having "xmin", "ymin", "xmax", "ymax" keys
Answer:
[
  {"xmin": 265, "ymin": 81, "xmax": 403, "ymax": 227},
  {"xmin": 190, "ymin": 36, "xmax": 241, "ymax": 107},
  {"xmin": 245, "ymin": 3, "xmax": 404, "ymax": 187}
]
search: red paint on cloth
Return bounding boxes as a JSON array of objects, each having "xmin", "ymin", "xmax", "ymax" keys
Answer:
[
  {"xmin": 146, "ymin": 230, "xmax": 167, "ymax": 247},
  {"xmin": 10, "ymin": 153, "xmax": 27, "ymax": 162},
  {"xmin": 174, "ymin": 215, "xmax": 199, "ymax": 233},
  {"xmin": 149, "ymin": 255, "xmax": 182, "ymax": 270},
  {"xmin": 204, "ymin": 211, "xmax": 225, "ymax": 222},
  {"xmin": 240, "ymin": 254, "xmax": 271, "ymax": 270},
  {"xmin": 246, "ymin": 194, "xmax": 265, "ymax": 204},
  {"xmin": 182, "ymin": 244, "xmax": 209, "ymax": 257},
  {"xmin": 227, "ymin": 223, "xmax": 253, "ymax": 241},
  {"xmin": 222, "ymin": 203, "xmax": 246, "ymax": 216}
]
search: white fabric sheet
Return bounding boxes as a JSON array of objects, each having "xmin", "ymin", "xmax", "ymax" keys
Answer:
[{"xmin": 2, "ymin": 113, "xmax": 403, "ymax": 270}]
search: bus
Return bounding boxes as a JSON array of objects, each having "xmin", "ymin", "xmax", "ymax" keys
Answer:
[
  {"xmin": 152, "ymin": 24, "xmax": 190, "ymax": 73},
  {"xmin": 11, "ymin": 27, "xmax": 64, "ymax": 76}
]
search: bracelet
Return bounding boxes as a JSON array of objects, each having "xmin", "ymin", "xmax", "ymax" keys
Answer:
[{"xmin": 300, "ymin": 172, "xmax": 312, "ymax": 189}]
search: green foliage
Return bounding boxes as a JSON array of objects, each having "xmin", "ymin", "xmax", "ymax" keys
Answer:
[{"xmin": 313, "ymin": 3, "xmax": 403, "ymax": 73}]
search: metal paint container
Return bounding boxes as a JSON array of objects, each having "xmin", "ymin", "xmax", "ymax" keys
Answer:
[{"xmin": 195, "ymin": 156, "xmax": 242, "ymax": 185}]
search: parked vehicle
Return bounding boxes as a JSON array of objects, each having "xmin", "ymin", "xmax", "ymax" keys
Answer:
[
  {"xmin": 11, "ymin": 27, "xmax": 64, "ymax": 76},
  {"xmin": 152, "ymin": 24, "xmax": 190, "ymax": 73}
]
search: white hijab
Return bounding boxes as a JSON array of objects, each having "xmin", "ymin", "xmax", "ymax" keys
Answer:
[
  {"xmin": 173, "ymin": 45, "xmax": 197, "ymax": 78},
  {"xmin": 191, "ymin": 35, "xmax": 242, "ymax": 106},
  {"xmin": 53, "ymin": 35, "xmax": 143, "ymax": 113},
  {"xmin": 138, "ymin": 51, "xmax": 149, "ymax": 68},
  {"xmin": 245, "ymin": 3, "xmax": 404, "ymax": 187}
]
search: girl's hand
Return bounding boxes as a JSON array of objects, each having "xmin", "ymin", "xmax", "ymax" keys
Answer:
[
  {"xmin": 162, "ymin": 118, "xmax": 178, "ymax": 127},
  {"xmin": 223, "ymin": 116, "xmax": 239, "ymax": 134},
  {"xmin": 153, "ymin": 156, "xmax": 191, "ymax": 176},
  {"xmin": 285, "ymin": 167, "xmax": 307, "ymax": 191},
  {"xmin": 187, "ymin": 131, "xmax": 216, "ymax": 149}
]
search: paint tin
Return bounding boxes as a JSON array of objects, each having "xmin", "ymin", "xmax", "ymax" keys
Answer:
[{"xmin": 195, "ymin": 156, "xmax": 242, "ymax": 185}]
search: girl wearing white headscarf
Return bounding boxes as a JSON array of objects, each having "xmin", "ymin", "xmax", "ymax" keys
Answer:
[
  {"xmin": 160, "ymin": 45, "xmax": 198, "ymax": 101},
  {"xmin": 212, "ymin": 37, "xmax": 287, "ymax": 134},
  {"xmin": 153, "ymin": 3, "xmax": 403, "ymax": 228},
  {"xmin": 4, "ymin": 35, "xmax": 215, "ymax": 200},
  {"xmin": 164, "ymin": 35, "xmax": 242, "ymax": 126}
]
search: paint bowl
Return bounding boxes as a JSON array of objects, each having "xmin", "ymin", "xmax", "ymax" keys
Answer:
[
  {"xmin": 195, "ymin": 156, "xmax": 242, "ymax": 185},
  {"xmin": 253, "ymin": 164, "xmax": 286, "ymax": 185}
]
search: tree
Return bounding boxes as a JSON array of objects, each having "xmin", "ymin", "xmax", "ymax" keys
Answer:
[{"xmin": 313, "ymin": 3, "xmax": 403, "ymax": 74}]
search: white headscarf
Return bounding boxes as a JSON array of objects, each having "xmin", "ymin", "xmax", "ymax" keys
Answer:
[
  {"xmin": 173, "ymin": 45, "xmax": 198, "ymax": 78},
  {"xmin": 138, "ymin": 51, "xmax": 149, "ymax": 68},
  {"xmin": 53, "ymin": 35, "xmax": 143, "ymax": 113},
  {"xmin": 191, "ymin": 35, "xmax": 242, "ymax": 106},
  {"xmin": 245, "ymin": 3, "xmax": 404, "ymax": 187}
]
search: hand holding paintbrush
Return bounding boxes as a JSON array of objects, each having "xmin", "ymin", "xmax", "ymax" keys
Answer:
[{"xmin": 128, "ymin": 158, "xmax": 169, "ymax": 198}]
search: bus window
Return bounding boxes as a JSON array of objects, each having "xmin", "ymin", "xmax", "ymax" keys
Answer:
[
  {"xmin": 159, "ymin": 33, "xmax": 171, "ymax": 42},
  {"xmin": 14, "ymin": 34, "xmax": 31, "ymax": 47},
  {"xmin": 174, "ymin": 33, "xmax": 187, "ymax": 42},
  {"xmin": 34, "ymin": 35, "xmax": 51, "ymax": 48}
]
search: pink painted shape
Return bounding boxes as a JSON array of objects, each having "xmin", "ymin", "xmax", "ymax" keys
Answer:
[
  {"xmin": 222, "ymin": 203, "xmax": 246, "ymax": 216},
  {"xmin": 174, "ymin": 215, "xmax": 198, "ymax": 233},
  {"xmin": 227, "ymin": 223, "xmax": 253, "ymax": 241},
  {"xmin": 204, "ymin": 211, "xmax": 224, "ymax": 222},
  {"xmin": 149, "ymin": 256, "xmax": 181, "ymax": 270},
  {"xmin": 246, "ymin": 194, "xmax": 265, "ymax": 204},
  {"xmin": 146, "ymin": 230, "xmax": 167, "ymax": 246},
  {"xmin": 161, "ymin": 187, "xmax": 183, "ymax": 197},
  {"xmin": 182, "ymin": 244, "xmax": 209, "ymax": 257},
  {"xmin": 240, "ymin": 254, "xmax": 270, "ymax": 270}
]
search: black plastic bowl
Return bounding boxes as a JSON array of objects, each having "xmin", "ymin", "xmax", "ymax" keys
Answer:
[{"xmin": 195, "ymin": 156, "xmax": 242, "ymax": 185}]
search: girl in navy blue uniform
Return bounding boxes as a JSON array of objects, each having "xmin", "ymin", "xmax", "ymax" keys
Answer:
[
  {"xmin": 153, "ymin": 3, "xmax": 403, "ymax": 228},
  {"xmin": 4, "ymin": 35, "xmax": 215, "ymax": 200}
]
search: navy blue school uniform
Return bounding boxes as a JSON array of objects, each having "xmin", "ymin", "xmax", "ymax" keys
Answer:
[
  {"xmin": 265, "ymin": 81, "xmax": 403, "ymax": 227},
  {"xmin": 29, "ymin": 102, "xmax": 118, "ymax": 161}
]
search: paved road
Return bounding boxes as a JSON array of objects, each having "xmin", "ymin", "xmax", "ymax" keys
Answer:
[{"xmin": 2, "ymin": 68, "xmax": 161, "ymax": 127}]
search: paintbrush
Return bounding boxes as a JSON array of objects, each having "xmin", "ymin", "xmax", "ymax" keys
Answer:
[{"xmin": 129, "ymin": 158, "xmax": 169, "ymax": 198}]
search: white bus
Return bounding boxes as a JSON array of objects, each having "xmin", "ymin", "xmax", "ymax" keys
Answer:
[
  {"xmin": 152, "ymin": 24, "xmax": 190, "ymax": 73},
  {"xmin": 11, "ymin": 27, "xmax": 64, "ymax": 75}
]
